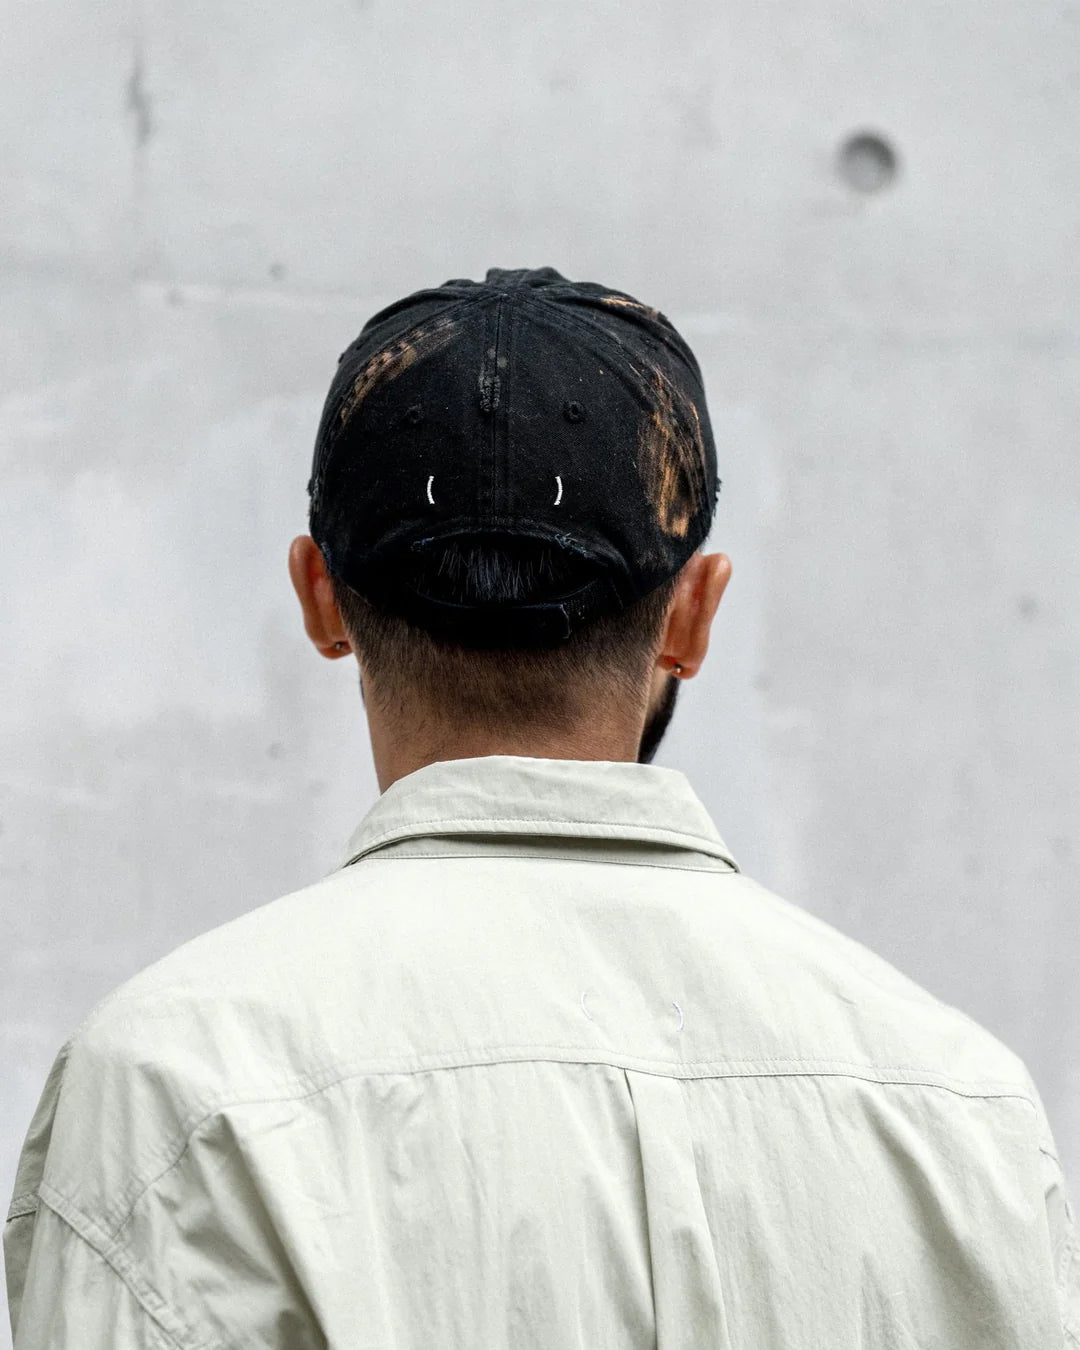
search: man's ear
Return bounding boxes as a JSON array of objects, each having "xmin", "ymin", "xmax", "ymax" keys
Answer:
[
  {"xmin": 657, "ymin": 551, "xmax": 732, "ymax": 679},
  {"xmin": 287, "ymin": 536, "xmax": 353, "ymax": 659}
]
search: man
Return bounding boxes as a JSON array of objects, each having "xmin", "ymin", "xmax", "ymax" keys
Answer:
[{"xmin": 5, "ymin": 266, "xmax": 1077, "ymax": 1347}]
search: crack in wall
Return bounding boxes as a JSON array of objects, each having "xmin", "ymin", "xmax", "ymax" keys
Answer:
[{"xmin": 126, "ymin": 36, "xmax": 153, "ymax": 148}]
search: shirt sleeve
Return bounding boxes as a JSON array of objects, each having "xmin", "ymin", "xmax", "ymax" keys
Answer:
[{"xmin": 7, "ymin": 1203, "xmax": 178, "ymax": 1350}]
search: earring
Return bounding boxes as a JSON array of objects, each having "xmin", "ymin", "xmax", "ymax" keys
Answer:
[
  {"xmin": 333, "ymin": 641, "xmax": 348, "ymax": 652},
  {"xmin": 673, "ymin": 663, "xmax": 684, "ymax": 676}
]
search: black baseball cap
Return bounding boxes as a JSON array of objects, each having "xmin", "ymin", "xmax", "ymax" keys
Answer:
[{"xmin": 308, "ymin": 266, "xmax": 720, "ymax": 648}]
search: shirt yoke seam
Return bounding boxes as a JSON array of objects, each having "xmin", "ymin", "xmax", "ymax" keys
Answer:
[{"xmin": 91, "ymin": 1051, "xmax": 1038, "ymax": 1245}]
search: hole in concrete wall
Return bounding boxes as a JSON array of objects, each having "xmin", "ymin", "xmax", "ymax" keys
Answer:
[{"xmin": 837, "ymin": 131, "xmax": 898, "ymax": 192}]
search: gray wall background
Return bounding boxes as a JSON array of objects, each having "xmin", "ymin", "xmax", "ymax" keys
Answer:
[{"xmin": 2, "ymin": 1, "xmax": 1078, "ymax": 1335}]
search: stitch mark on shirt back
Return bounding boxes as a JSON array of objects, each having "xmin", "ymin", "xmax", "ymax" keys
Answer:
[{"xmin": 579, "ymin": 990, "xmax": 685, "ymax": 1032}]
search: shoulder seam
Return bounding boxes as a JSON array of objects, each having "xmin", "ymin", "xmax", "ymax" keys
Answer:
[{"xmin": 36, "ymin": 1186, "xmax": 220, "ymax": 1350}]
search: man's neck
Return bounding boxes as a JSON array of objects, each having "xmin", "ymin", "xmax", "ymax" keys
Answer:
[{"xmin": 367, "ymin": 717, "xmax": 642, "ymax": 793}]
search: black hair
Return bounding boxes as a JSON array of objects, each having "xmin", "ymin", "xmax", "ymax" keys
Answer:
[{"xmin": 332, "ymin": 537, "xmax": 680, "ymax": 732}]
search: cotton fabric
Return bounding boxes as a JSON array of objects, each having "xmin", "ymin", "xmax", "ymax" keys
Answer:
[{"xmin": 6, "ymin": 754, "xmax": 1079, "ymax": 1348}]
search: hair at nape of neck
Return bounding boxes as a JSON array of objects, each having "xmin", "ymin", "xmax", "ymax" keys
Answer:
[{"xmin": 332, "ymin": 536, "xmax": 680, "ymax": 730}]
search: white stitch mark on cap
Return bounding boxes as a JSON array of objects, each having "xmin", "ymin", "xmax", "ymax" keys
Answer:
[
  {"xmin": 554, "ymin": 475, "xmax": 563, "ymax": 506},
  {"xmin": 580, "ymin": 988, "xmax": 595, "ymax": 1022},
  {"xmin": 672, "ymin": 1000, "xmax": 684, "ymax": 1032},
  {"xmin": 426, "ymin": 475, "xmax": 435, "ymax": 505}
]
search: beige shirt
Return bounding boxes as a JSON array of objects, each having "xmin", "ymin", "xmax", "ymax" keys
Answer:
[{"xmin": 5, "ymin": 754, "xmax": 1079, "ymax": 1348}]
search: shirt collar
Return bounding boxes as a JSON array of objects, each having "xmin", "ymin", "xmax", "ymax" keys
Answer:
[{"xmin": 341, "ymin": 754, "xmax": 740, "ymax": 871}]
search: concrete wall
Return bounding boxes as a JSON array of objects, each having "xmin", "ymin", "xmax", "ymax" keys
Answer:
[{"xmin": 2, "ymin": 0, "xmax": 1078, "ymax": 1334}]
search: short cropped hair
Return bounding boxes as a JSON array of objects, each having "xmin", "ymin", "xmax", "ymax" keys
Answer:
[{"xmin": 331, "ymin": 538, "xmax": 680, "ymax": 732}]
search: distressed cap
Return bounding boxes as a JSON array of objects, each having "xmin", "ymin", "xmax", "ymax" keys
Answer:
[{"xmin": 308, "ymin": 266, "xmax": 720, "ymax": 648}]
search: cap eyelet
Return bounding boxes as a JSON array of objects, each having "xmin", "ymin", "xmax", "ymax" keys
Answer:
[
  {"xmin": 563, "ymin": 400, "xmax": 586, "ymax": 424},
  {"xmin": 404, "ymin": 403, "xmax": 424, "ymax": 426}
]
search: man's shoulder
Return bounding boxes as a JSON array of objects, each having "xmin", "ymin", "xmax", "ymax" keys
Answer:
[
  {"xmin": 68, "ymin": 863, "xmax": 369, "ymax": 1092},
  {"xmin": 729, "ymin": 871, "xmax": 1039, "ymax": 1111},
  {"xmin": 82, "ymin": 866, "xmax": 355, "ymax": 1029},
  {"xmin": 16, "ymin": 867, "xmax": 364, "ymax": 1224},
  {"xmin": 15, "ymin": 853, "xmax": 1047, "ymax": 1239}
]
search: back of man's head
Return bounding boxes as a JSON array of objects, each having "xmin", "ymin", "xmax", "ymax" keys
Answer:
[{"xmin": 302, "ymin": 266, "xmax": 722, "ymax": 748}]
